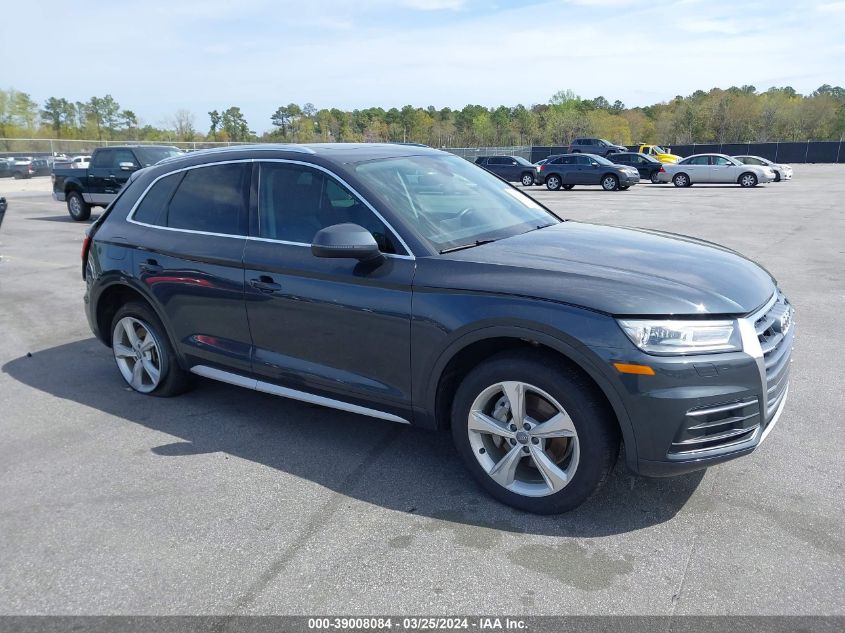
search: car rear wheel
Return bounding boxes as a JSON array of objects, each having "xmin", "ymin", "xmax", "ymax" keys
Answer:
[
  {"xmin": 521, "ymin": 172, "xmax": 534, "ymax": 186},
  {"xmin": 111, "ymin": 302, "xmax": 193, "ymax": 397},
  {"xmin": 67, "ymin": 191, "xmax": 91, "ymax": 221},
  {"xmin": 546, "ymin": 175, "xmax": 562, "ymax": 191},
  {"xmin": 672, "ymin": 173, "xmax": 690, "ymax": 187},
  {"xmin": 601, "ymin": 174, "xmax": 619, "ymax": 191},
  {"xmin": 739, "ymin": 172, "xmax": 758, "ymax": 188},
  {"xmin": 450, "ymin": 351, "xmax": 619, "ymax": 514},
  {"xmin": 650, "ymin": 172, "xmax": 662, "ymax": 184},
  {"xmin": 562, "ymin": 184, "xmax": 574, "ymax": 190}
]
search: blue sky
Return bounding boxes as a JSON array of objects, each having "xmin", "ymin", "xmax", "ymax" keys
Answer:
[{"xmin": 3, "ymin": 0, "xmax": 844, "ymax": 133}]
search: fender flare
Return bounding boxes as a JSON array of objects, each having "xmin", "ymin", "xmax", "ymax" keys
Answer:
[{"xmin": 423, "ymin": 323, "xmax": 639, "ymax": 467}]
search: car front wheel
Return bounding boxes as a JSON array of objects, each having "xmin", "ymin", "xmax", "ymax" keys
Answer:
[
  {"xmin": 601, "ymin": 174, "xmax": 619, "ymax": 191},
  {"xmin": 739, "ymin": 172, "xmax": 758, "ymax": 187},
  {"xmin": 450, "ymin": 351, "xmax": 619, "ymax": 514},
  {"xmin": 521, "ymin": 173, "xmax": 535, "ymax": 186}
]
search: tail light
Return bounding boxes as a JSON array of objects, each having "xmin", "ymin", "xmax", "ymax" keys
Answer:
[
  {"xmin": 539, "ymin": 165, "xmax": 546, "ymax": 171},
  {"xmin": 81, "ymin": 232, "xmax": 92, "ymax": 278},
  {"xmin": 659, "ymin": 166, "xmax": 666, "ymax": 173}
]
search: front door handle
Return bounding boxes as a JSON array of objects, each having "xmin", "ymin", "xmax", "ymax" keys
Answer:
[
  {"xmin": 249, "ymin": 276, "xmax": 282, "ymax": 293},
  {"xmin": 139, "ymin": 259, "xmax": 162, "ymax": 274}
]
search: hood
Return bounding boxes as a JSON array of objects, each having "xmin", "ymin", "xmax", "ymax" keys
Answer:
[{"xmin": 422, "ymin": 222, "xmax": 775, "ymax": 316}]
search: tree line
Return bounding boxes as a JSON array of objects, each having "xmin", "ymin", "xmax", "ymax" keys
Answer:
[{"xmin": 1, "ymin": 85, "xmax": 843, "ymax": 149}]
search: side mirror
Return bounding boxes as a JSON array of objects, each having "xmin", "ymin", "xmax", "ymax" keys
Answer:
[
  {"xmin": 311, "ymin": 223, "xmax": 382, "ymax": 261},
  {"xmin": 590, "ymin": 161, "xmax": 599, "ymax": 167},
  {"xmin": 119, "ymin": 162, "xmax": 137, "ymax": 171}
]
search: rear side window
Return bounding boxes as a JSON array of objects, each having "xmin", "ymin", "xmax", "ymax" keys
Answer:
[
  {"xmin": 167, "ymin": 163, "xmax": 249, "ymax": 235},
  {"xmin": 132, "ymin": 172, "xmax": 183, "ymax": 226},
  {"xmin": 90, "ymin": 150, "xmax": 113, "ymax": 168}
]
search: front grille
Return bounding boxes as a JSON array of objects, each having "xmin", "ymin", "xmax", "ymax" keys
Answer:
[
  {"xmin": 670, "ymin": 398, "xmax": 761, "ymax": 455},
  {"xmin": 755, "ymin": 291, "xmax": 794, "ymax": 421}
]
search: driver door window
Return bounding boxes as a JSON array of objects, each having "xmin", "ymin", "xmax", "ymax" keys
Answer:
[{"xmin": 257, "ymin": 162, "xmax": 396, "ymax": 253}]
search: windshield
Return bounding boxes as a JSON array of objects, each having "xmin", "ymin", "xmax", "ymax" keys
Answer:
[
  {"xmin": 589, "ymin": 155, "xmax": 615, "ymax": 165},
  {"xmin": 354, "ymin": 154, "xmax": 558, "ymax": 252},
  {"xmin": 652, "ymin": 145, "xmax": 669, "ymax": 154},
  {"xmin": 598, "ymin": 139, "xmax": 613, "ymax": 146},
  {"xmin": 134, "ymin": 147, "xmax": 182, "ymax": 167},
  {"xmin": 514, "ymin": 156, "xmax": 533, "ymax": 166}
]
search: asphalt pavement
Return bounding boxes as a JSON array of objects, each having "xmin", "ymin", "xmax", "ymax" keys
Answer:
[{"xmin": 0, "ymin": 168, "xmax": 842, "ymax": 615}]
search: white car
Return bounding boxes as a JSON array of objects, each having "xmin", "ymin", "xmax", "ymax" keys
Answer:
[
  {"xmin": 71, "ymin": 155, "xmax": 91, "ymax": 169},
  {"xmin": 734, "ymin": 155, "xmax": 793, "ymax": 181},
  {"xmin": 657, "ymin": 153, "xmax": 776, "ymax": 187}
]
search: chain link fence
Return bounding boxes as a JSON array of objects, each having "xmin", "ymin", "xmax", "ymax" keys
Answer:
[{"xmin": 0, "ymin": 138, "xmax": 253, "ymax": 158}]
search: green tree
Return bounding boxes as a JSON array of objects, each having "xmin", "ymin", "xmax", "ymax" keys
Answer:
[{"xmin": 221, "ymin": 106, "xmax": 251, "ymax": 141}]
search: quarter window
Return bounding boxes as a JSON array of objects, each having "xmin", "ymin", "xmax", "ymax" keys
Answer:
[
  {"xmin": 132, "ymin": 172, "xmax": 182, "ymax": 226},
  {"xmin": 258, "ymin": 162, "xmax": 397, "ymax": 253}
]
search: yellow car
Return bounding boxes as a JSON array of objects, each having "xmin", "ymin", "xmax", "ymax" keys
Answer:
[{"xmin": 635, "ymin": 144, "xmax": 682, "ymax": 164}]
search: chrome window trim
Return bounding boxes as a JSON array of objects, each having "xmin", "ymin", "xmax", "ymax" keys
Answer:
[
  {"xmin": 190, "ymin": 365, "xmax": 410, "ymax": 425},
  {"xmin": 125, "ymin": 158, "xmax": 415, "ymax": 260}
]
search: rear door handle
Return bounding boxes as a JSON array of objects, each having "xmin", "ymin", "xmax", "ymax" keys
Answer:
[
  {"xmin": 139, "ymin": 259, "xmax": 162, "ymax": 274},
  {"xmin": 249, "ymin": 276, "xmax": 282, "ymax": 293}
]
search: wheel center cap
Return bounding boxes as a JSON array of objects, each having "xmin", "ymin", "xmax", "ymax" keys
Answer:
[{"xmin": 515, "ymin": 430, "xmax": 530, "ymax": 444}]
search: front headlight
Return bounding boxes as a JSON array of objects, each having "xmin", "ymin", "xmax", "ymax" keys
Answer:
[{"xmin": 617, "ymin": 319, "xmax": 742, "ymax": 355}]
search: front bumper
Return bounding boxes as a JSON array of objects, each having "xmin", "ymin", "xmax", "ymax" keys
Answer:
[
  {"xmin": 618, "ymin": 172, "xmax": 640, "ymax": 186},
  {"xmin": 596, "ymin": 291, "xmax": 794, "ymax": 477}
]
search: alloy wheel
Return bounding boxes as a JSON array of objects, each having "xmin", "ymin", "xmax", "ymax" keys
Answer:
[
  {"xmin": 113, "ymin": 316, "xmax": 163, "ymax": 393},
  {"xmin": 467, "ymin": 381, "xmax": 579, "ymax": 498}
]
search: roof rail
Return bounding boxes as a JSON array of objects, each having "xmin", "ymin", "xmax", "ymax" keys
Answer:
[{"xmin": 158, "ymin": 143, "xmax": 317, "ymax": 165}]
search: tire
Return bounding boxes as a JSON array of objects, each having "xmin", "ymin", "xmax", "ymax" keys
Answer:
[
  {"xmin": 562, "ymin": 184, "xmax": 574, "ymax": 190},
  {"xmin": 13, "ymin": 172, "xmax": 21, "ymax": 180},
  {"xmin": 620, "ymin": 185, "xmax": 630, "ymax": 190},
  {"xmin": 739, "ymin": 172, "xmax": 758, "ymax": 188},
  {"xmin": 67, "ymin": 191, "xmax": 91, "ymax": 221},
  {"xmin": 545, "ymin": 174, "xmax": 562, "ymax": 191},
  {"xmin": 450, "ymin": 351, "xmax": 620, "ymax": 514},
  {"xmin": 571, "ymin": 149, "xmax": 581, "ymax": 153},
  {"xmin": 650, "ymin": 171, "xmax": 661, "ymax": 184},
  {"xmin": 110, "ymin": 302, "xmax": 193, "ymax": 397},
  {"xmin": 672, "ymin": 173, "xmax": 690, "ymax": 187},
  {"xmin": 774, "ymin": 170, "xmax": 781, "ymax": 182},
  {"xmin": 520, "ymin": 172, "xmax": 535, "ymax": 186},
  {"xmin": 601, "ymin": 174, "xmax": 619, "ymax": 191}
]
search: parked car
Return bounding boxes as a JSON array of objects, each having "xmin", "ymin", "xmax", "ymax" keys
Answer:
[
  {"xmin": 9, "ymin": 157, "xmax": 36, "ymax": 179},
  {"xmin": 568, "ymin": 138, "xmax": 627, "ymax": 157},
  {"xmin": 634, "ymin": 144, "xmax": 682, "ymax": 164},
  {"xmin": 71, "ymin": 155, "xmax": 92, "ymax": 169},
  {"xmin": 0, "ymin": 161, "xmax": 12, "ymax": 178},
  {"xmin": 658, "ymin": 153, "xmax": 776, "ymax": 187},
  {"xmin": 609, "ymin": 152, "xmax": 665, "ymax": 183},
  {"xmin": 734, "ymin": 155, "xmax": 793, "ymax": 182},
  {"xmin": 32, "ymin": 157, "xmax": 53, "ymax": 176},
  {"xmin": 81, "ymin": 144, "xmax": 793, "ymax": 514},
  {"xmin": 53, "ymin": 145, "xmax": 182, "ymax": 220},
  {"xmin": 474, "ymin": 155, "xmax": 538, "ymax": 186},
  {"xmin": 535, "ymin": 153, "xmax": 640, "ymax": 191}
]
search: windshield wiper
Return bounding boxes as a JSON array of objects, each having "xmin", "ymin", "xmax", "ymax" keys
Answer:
[{"xmin": 439, "ymin": 239, "xmax": 498, "ymax": 254}]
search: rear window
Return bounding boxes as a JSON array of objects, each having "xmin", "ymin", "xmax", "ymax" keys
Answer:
[
  {"xmin": 131, "ymin": 163, "xmax": 249, "ymax": 235},
  {"xmin": 167, "ymin": 163, "xmax": 249, "ymax": 235}
]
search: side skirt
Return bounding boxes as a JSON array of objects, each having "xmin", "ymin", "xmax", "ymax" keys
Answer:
[{"xmin": 189, "ymin": 365, "xmax": 411, "ymax": 425}]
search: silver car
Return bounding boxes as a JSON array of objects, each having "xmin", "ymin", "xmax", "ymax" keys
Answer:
[
  {"xmin": 734, "ymin": 155, "xmax": 793, "ymax": 182},
  {"xmin": 657, "ymin": 153, "xmax": 776, "ymax": 187}
]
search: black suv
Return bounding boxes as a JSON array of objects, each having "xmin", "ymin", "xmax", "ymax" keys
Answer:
[
  {"xmin": 474, "ymin": 155, "xmax": 537, "ymax": 186},
  {"xmin": 609, "ymin": 152, "xmax": 666, "ymax": 184},
  {"xmin": 535, "ymin": 153, "xmax": 640, "ymax": 191},
  {"xmin": 568, "ymin": 138, "xmax": 627, "ymax": 157},
  {"xmin": 84, "ymin": 143, "xmax": 793, "ymax": 514}
]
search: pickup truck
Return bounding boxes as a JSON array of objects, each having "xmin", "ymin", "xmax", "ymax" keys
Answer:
[
  {"xmin": 634, "ymin": 144, "xmax": 683, "ymax": 164},
  {"xmin": 53, "ymin": 145, "xmax": 181, "ymax": 220}
]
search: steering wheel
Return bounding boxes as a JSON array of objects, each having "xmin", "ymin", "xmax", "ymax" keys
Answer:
[{"xmin": 455, "ymin": 207, "xmax": 474, "ymax": 223}]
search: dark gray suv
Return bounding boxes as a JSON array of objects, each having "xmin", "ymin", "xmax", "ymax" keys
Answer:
[
  {"xmin": 568, "ymin": 137, "xmax": 628, "ymax": 157},
  {"xmin": 83, "ymin": 143, "xmax": 793, "ymax": 514},
  {"xmin": 474, "ymin": 155, "xmax": 538, "ymax": 186}
]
